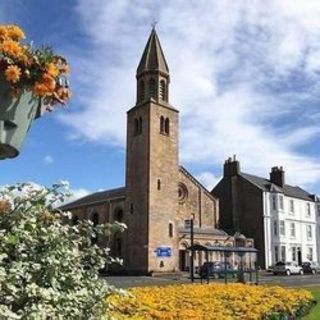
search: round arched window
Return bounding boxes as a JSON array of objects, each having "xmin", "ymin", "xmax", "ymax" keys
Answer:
[
  {"xmin": 114, "ymin": 208, "xmax": 124, "ymax": 222},
  {"xmin": 178, "ymin": 183, "xmax": 188, "ymax": 203}
]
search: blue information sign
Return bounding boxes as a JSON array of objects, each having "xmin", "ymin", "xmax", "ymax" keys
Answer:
[{"xmin": 155, "ymin": 247, "xmax": 172, "ymax": 257}]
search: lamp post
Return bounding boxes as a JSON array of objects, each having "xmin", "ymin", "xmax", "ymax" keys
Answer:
[
  {"xmin": 190, "ymin": 217, "xmax": 194, "ymax": 283},
  {"xmin": 185, "ymin": 216, "xmax": 195, "ymax": 283}
]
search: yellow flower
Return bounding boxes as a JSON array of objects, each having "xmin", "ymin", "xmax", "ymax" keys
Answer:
[
  {"xmin": 5, "ymin": 65, "xmax": 21, "ymax": 83},
  {"xmin": 107, "ymin": 283, "xmax": 314, "ymax": 319},
  {"xmin": 1, "ymin": 39, "xmax": 23, "ymax": 57},
  {"xmin": 7, "ymin": 25, "xmax": 25, "ymax": 41},
  {"xmin": 46, "ymin": 62, "xmax": 59, "ymax": 77}
]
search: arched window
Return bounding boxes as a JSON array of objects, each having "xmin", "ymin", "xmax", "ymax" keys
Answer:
[
  {"xmin": 72, "ymin": 215, "xmax": 79, "ymax": 225},
  {"xmin": 160, "ymin": 80, "xmax": 166, "ymax": 100},
  {"xmin": 160, "ymin": 116, "xmax": 165, "ymax": 133},
  {"xmin": 149, "ymin": 78, "xmax": 156, "ymax": 98},
  {"xmin": 91, "ymin": 212, "xmax": 99, "ymax": 244},
  {"xmin": 139, "ymin": 80, "xmax": 145, "ymax": 101},
  {"xmin": 165, "ymin": 118, "xmax": 170, "ymax": 135},
  {"xmin": 92, "ymin": 212, "xmax": 99, "ymax": 226},
  {"xmin": 169, "ymin": 223, "xmax": 173, "ymax": 238},
  {"xmin": 157, "ymin": 179, "xmax": 161, "ymax": 190},
  {"xmin": 114, "ymin": 208, "xmax": 124, "ymax": 222},
  {"xmin": 114, "ymin": 236, "xmax": 122, "ymax": 257},
  {"xmin": 138, "ymin": 117, "xmax": 142, "ymax": 134},
  {"xmin": 134, "ymin": 118, "xmax": 139, "ymax": 135}
]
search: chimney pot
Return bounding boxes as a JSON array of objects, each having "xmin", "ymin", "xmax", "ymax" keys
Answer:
[{"xmin": 270, "ymin": 166, "xmax": 285, "ymax": 187}]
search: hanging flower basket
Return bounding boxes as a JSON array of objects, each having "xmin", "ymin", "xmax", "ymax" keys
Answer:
[
  {"xmin": 0, "ymin": 24, "xmax": 71, "ymax": 159},
  {"xmin": 0, "ymin": 78, "xmax": 42, "ymax": 159}
]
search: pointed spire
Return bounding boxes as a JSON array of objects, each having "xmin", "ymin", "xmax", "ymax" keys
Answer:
[{"xmin": 137, "ymin": 28, "xmax": 169, "ymax": 76}]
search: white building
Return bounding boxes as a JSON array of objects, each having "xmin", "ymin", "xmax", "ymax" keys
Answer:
[
  {"xmin": 212, "ymin": 158, "xmax": 320, "ymax": 269},
  {"xmin": 264, "ymin": 183, "xmax": 319, "ymax": 267}
]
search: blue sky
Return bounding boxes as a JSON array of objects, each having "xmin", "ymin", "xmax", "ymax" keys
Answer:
[{"xmin": 1, "ymin": 0, "xmax": 320, "ymax": 200}]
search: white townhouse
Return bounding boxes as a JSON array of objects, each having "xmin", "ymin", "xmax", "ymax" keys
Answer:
[
  {"xmin": 212, "ymin": 158, "xmax": 320, "ymax": 269},
  {"xmin": 264, "ymin": 178, "xmax": 320, "ymax": 267}
]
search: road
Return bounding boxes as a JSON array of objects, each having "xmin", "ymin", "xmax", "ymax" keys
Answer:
[{"xmin": 105, "ymin": 272, "xmax": 320, "ymax": 289}]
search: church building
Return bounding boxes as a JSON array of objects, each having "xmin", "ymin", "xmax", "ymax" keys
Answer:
[{"xmin": 61, "ymin": 29, "xmax": 253, "ymax": 274}]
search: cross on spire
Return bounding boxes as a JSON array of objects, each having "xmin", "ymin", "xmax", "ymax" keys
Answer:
[{"xmin": 151, "ymin": 19, "xmax": 157, "ymax": 29}]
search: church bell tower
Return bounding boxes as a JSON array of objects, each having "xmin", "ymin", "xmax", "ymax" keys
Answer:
[{"xmin": 125, "ymin": 28, "xmax": 179, "ymax": 273}]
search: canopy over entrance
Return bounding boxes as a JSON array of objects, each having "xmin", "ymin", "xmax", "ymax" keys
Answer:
[{"xmin": 188, "ymin": 244, "xmax": 258, "ymax": 254}]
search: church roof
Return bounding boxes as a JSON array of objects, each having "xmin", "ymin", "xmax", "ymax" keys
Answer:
[
  {"xmin": 178, "ymin": 227, "xmax": 228, "ymax": 236},
  {"xmin": 137, "ymin": 28, "xmax": 169, "ymax": 76},
  {"xmin": 240, "ymin": 172, "xmax": 316, "ymax": 201},
  {"xmin": 59, "ymin": 187, "xmax": 125, "ymax": 210}
]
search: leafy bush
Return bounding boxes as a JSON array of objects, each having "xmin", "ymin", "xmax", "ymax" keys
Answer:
[{"xmin": 0, "ymin": 182, "xmax": 125, "ymax": 319}]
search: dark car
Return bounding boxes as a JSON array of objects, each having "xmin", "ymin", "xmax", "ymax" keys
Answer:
[
  {"xmin": 199, "ymin": 262, "xmax": 237, "ymax": 279},
  {"xmin": 301, "ymin": 262, "xmax": 320, "ymax": 274}
]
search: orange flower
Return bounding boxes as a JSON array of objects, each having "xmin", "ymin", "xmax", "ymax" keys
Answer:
[
  {"xmin": 0, "ymin": 26, "xmax": 8, "ymax": 40},
  {"xmin": 59, "ymin": 63, "xmax": 70, "ymax": 74},
  {"xmin": 46, "ymin": 63, "xmax": 59, "ymax": 77},
  {"xmin": 32, "ymin": 74, "xmax": 56, "ymax": 97},
  {"xmin": 1, "ymin": 39, "xmax": 23, "ymax": 57},
  {"xmin": 0, "ymin": 200, "xmax": 11, "ymax": 214},
  {"xmin": 42, "ymin": 73, "xmax": 56, "ymax": 91},
  {"xmin": 32, "ymin": 83, "xmax": 50, "ymax": 97},
  {"xmin": 7, "ymin": 25, "xmax": 25, "ymax": 41},
  {"xmin": 5, "ymin": 65, "xmax": 21, "ymax": 83},
  {"xmin": 56, "ymin": 87, "xmax": 71, "ymax": 100}
]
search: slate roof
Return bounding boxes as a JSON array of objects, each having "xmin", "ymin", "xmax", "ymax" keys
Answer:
[
  {"xmin": 240, "ymin": 172, "xmax": 316, "ymax": 201},
  {"xmin": 137, "ymin": 28, "xmax": 169, "ymax": 76},
  {"xmin": 60, "ymin": 187, "xmax": 126, "ymax": 210}
]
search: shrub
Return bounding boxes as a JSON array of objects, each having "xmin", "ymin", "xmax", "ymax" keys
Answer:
[{"xmin": 0, "ymin": 182, "xmax": 125, "ymax": 319}]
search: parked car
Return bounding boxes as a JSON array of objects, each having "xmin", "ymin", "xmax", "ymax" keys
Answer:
[
  {"xmin": 273, "ymin": 262, "xmax": 303, "ymax": 276},
  {"xmin": 301, "ymin": 262, "xmax": 320, "ymax": 274},
  {"xmin": 199, "ymin": 262, "xmax": 238, "ymax": 279}
]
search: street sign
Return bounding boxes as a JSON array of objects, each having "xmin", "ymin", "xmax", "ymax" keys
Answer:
[{"xmin": 155, "ymin": 247, "xmax": 172, "ymax": 258}]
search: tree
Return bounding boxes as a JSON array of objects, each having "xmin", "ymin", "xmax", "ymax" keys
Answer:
[{"xmin": 0, "ymin": 182, "xmax": 125, "ymax": 319}]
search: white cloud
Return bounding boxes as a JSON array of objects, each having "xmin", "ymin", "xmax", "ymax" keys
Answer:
[
  {"xmin": 44, "ymin": 155, "xmax": 54, "ymax": 165},
  {"xmin": 59, "ymin": 0, "xmax": 320, "ymax": 192},
  {"xmin": 196, "ymin": 172, "xmax": 221, "ymax": 191},
  {"xmin": 58, "ymin": 188, "xmax": 91, "ymax": 207}
]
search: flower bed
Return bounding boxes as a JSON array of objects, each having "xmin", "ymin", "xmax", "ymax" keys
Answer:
[{"xmin": 108, "ymin": 283, "xmax": 314, "ymax": 319}]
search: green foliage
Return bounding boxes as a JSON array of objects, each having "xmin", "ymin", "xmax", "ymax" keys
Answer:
[{"xmin": 0, "ymin": 182, "xmax": 126, "ymax": 319}]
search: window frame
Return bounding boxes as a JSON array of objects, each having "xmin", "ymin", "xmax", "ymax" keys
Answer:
[{"xmin": 279, "ymin": 220, "xmax": 285, "ymax": 236}]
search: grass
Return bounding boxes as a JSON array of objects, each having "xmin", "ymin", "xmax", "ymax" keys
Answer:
[{"xmin": 303, "ymin": 287, "xmax": 320, "ymax": 320}]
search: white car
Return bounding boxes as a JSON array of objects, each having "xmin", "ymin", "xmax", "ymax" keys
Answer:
[{"xmin": 273, "ymin": 262, "xmax": 304, "ymax": 276}]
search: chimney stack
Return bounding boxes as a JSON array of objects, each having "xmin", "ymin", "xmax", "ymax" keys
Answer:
[
  {"xmin": 270, "ymin": 166, "xmax": 285, "ymax": 187},
  {"xmin": 224, "ymin": 155, "xmax": 240, "ymax": 177}
]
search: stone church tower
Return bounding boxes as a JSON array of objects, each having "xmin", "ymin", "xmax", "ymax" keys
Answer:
[
  {"xmin": 125, "ymin": 28, "xmax": 179, "ymax": 273},
  {"xmin": 61, "ymin": 28, "xmax": 253, "ymax": 275}
]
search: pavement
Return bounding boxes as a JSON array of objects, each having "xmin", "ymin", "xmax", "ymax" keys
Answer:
[{"xmin": 104, "ymin": 272, "xmax": 320, "ymax": 289}]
